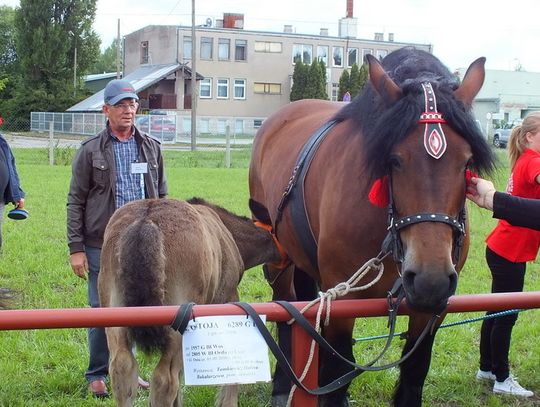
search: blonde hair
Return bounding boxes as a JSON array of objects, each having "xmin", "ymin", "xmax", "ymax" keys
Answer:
[{"xmin": 508, "ymin": 111, "xmax": 540, "ymax": 169}]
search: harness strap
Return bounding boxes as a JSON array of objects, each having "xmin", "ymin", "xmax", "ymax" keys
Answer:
[
  {"xmin": 275, "ymin": 120, "xmax": 338, "ymax": 270},
  {"xmin": 170, "ymin": 302, "xmax": 195, "ymax": 334},
  {"xmin": 233, "ymin": 290, "xmax": 440, "ymax": 396},
  {"xmin": 254, "ymin": 221, "xmax": 292, "ymax": 270}
]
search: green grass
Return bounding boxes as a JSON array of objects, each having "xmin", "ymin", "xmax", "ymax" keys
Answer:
[{"xmin": 0, "ymin": 147, "xmax": 538, "ymax": 406}]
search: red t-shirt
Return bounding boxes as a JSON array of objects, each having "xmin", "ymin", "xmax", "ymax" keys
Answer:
[{"xmin": 486, "ymin": 148, "xmax": 540, "ymax": 262}]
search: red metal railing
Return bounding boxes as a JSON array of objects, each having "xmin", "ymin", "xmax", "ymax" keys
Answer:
[{"xmin": 1, "ymin": 291, "xmax": 539, "ymax": 406}]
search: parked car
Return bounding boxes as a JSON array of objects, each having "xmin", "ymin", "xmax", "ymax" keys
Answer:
[
  {"xmin": 135, "ymin": 115, "xmax": 176, "ymax": 142},
  {"xmin": 492, "ymin": 125, "xmax": 512, "ymax": 148}
]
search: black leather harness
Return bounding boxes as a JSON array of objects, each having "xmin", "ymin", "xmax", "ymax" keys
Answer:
[{"xmin": 274, "ymin": 120, "xmax": 338, "ymax": 270}]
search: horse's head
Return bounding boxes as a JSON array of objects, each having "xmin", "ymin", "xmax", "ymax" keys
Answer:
[{"xmin": 363, "ymin": 50, "xmax": 494, "ymax": 313}]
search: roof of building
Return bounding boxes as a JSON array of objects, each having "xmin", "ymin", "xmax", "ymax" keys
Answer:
[
  {"xmin": 69, "ymin": 63, "xmax": 202, "ymax": 112},
  {"xmin": 457, "ymin": 68, "xmax": 540, "ymax": 99}
]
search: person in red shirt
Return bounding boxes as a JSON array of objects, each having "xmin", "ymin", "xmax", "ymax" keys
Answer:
[{"xmin": 475, "ymin": 111, "xmax": 540, "ymax": 397}]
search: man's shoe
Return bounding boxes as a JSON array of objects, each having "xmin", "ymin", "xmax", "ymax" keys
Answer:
[
  {"xmin": 493, "ymin": 376, "xmax": 534, "ymax": 397},
  {"xmin": 476, "ymin": 369, "xmax": 496, "ymax": 381},
  {"xmin": 138, "ymin": 376, "xmax": 150, "ymax": 390},
  {"xmin": 88, "ymin": 379, "xmax": 109, "ymax": 398}
]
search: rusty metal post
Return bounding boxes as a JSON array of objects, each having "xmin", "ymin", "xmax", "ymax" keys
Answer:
[{"xmin": 291, "ymin": 317, "xmax": 318, "ymax": 407}]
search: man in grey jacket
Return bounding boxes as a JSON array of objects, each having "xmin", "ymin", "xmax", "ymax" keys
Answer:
[{"xmin": 67, "ymin": 79, "xmax": 167, "ymax": 398}]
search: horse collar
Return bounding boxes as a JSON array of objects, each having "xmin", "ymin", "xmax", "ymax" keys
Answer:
[{"xmin": 419, "ymin": 82, "xmax": 447, "ymax": 160}]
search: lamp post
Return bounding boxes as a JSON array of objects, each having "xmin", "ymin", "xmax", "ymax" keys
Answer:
[{"xmin": 73, "ymin": 45, "xmax": 77, "ymax": 97}]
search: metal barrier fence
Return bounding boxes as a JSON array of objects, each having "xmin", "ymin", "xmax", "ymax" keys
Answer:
[
  {"xmin": 29, "ymin": 111, "xmax": 261, "ymax": 145},
  {"xmin": 1, "ymin": 292, "xmax": 539, "ymax": 407}
]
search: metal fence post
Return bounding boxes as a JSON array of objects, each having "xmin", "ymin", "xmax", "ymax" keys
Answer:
[
  {"xmin": 225, "ymin": 125, "xmax": 231, "ymax": 168},
  {"xmin": 49, "ymin": 121, "xmax": 54, "ymax": 166}
]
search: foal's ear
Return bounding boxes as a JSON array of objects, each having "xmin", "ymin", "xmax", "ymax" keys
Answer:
[
  {"xmin": 366, "ymin": 54, "xmax": 403, "ymax": 105},
  {"xmin": 454, "ymin": 57, "xmax": 486, "ymax": 108}
]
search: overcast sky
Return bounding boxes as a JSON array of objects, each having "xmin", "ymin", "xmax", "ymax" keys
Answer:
[{"xmin": 2, "ymin": 0, "xmax": 540, "ymax": 72}]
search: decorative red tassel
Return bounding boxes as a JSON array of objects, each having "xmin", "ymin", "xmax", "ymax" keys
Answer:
[
  {"xmin": 368, "ymin": 176, "xmax": 389, "ymax": 208},
  {"xmin": 465, "ymin": 169, "xmax": 478, "ymax": 187}
]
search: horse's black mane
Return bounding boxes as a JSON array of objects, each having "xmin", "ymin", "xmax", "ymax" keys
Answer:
[{"xmin": 333, "ymin": 46, "xmax": 495, "ymax": 182}]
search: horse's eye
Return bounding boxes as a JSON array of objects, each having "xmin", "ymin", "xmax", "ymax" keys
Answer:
[{"xmin": 388, "ymin": 156, "xmax": 402, "ymax": 170}]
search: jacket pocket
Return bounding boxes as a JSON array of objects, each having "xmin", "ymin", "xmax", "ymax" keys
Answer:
[{"xmin": 92, "ymin": 159, "xmax": 109, "ymax": 185}]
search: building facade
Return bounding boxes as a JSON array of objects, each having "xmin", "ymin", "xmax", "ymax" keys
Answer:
[{"xmin": 120, "ymin": 15, "xmax": 431, "ymax": 134}]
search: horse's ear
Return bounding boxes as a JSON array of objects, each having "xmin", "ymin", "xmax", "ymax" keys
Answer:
[
  {"xmin": 366, "ymin": 54, "xmax": 403, "ymax": 105},
  {"xmin": 454, "ymin": 57, "xmax": 486, "ymax": 107}
]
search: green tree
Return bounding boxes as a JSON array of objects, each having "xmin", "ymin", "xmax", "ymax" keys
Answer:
[
  {"xmin": 90, "ymin": 38, "xmax": 121, "ymax": 74},
  {"xmin": 0, "ymin": 6, "xmax": 18, "ymax": 75},
  {"xmin": 338, "ymin": 69, "xmax": 350, "ymax": 101},
  {"xmin": 349, "ymin": 64, "xmax": 362, "ymax": 98},
  {"xmin": 290, "ymin": 60, "xmax": 308, "ymax": 101},
  {"xmin": 11, "ymin": 0, "xmax": 101, "ymax": 119},
  {"xmin": 318, "ymin": 59, "xmax": 328, "ymax": 100}
]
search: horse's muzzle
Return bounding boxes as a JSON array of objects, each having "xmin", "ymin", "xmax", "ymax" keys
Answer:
[{"xmin": 401, "ymin": 266, "xmax": 457, "ymax": 313}]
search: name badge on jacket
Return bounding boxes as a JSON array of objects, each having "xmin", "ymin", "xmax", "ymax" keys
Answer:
[{"xmin": 131, "ymin": 162, "xmax": 148, "ymax": 174}]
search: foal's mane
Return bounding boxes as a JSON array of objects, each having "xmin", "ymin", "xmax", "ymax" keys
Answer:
[{"xmin": 333, "ymin": 47, "xmax": 495, "ymax": 183}]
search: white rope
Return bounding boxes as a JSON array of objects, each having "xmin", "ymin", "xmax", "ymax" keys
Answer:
[{"xmin": 285, "ymin": 253, "xmax": 389, "ymax": 406}]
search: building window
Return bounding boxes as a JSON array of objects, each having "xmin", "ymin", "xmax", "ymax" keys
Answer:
[
  {"xmin": 254, "ymin": 82, "xmax": 281, "ymax": 94},
  {"xmin": 348, "ymin": 48, "xmax": 358, "ymax": 67},
  {"xmin": 377, "ymin": 49, "xmax": 388, "ymax": 60},
  {"xmin": 235, "ymin": 39, "xmax": 247, "ymax": 61},
  {"xmin": 235, "ymin": 119, "xmax": 244, "ymax": 134},
  {"xmin": 332, "ymin": 46, "xmax": 343, "ymax": 67},
  {"xmin": 183, "ymin": 36, "xmax": 192, "ymax": 60},
  {"xmin": 254, "ymin": 41, "xmax": 282, "ymax": 53},
  {"xmin": 200, "ymin": 118, "xmax": 210, "ymax": 133},
  {"xmin": 217, "ymin": 78, "xmax": 229, "ymax": 99},
  {"xmin": 253, "ymin": 119, "xmax": 263, "ymax": 128},
  {"xmin": 362, "ymin": 48, "xmax": 373, "ymax": 61},
  {"xmin": 200, "ymin": 78, "xmax": 212, "ymax": 98},
  {"xmin": 200, "ymin": 37, "xmax": 213, "ymax": 60},
  {"xmin": 217, "ymin": 119, "xmax": 227, "ymax": 134},
  {"xmin": 317, "ymin": 45, "xmax": 329, "ymax": 66},
  {"xmin": 292, "ymin": 44, "xmax": 313, "ymax": 64},
  {"xmin": 234, "ymin": 79, "xmax": 246, "ymax": 99},
  {"xmin": 218, "ymin": 38, "xmax": 230, "ymax": 60},
  {"xmin": 140, "ymin": 41, "xmax": 149, "ymax": 64},
  {"xmin": 331, "ymin": 83, "xmax": 339, "ymax": 101}
]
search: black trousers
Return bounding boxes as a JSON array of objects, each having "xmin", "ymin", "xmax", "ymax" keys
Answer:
[{"xmin": 479, "ymin": 246, "xmax": 526, "ymax": 382}]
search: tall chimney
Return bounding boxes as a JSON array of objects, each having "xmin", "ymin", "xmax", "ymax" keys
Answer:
[{"xmin": 346, "ymin": 0, "xmax": 353, "ymax": 18}]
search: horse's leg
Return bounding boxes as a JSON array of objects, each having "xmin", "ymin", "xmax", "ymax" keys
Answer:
[
  {"xmin": 107, "ymin": 326, "xmax": 138, "ymax": 407},
  {"xmin": 318, "ymin": 318, "xmax": 355, "ymax": 407},
  {"xmin": 270, "ymin": 265, "xmax": 318, "ymax": 407},
  {"xmin": 392, "ymin": 313, "xmax": 439, "ymax": 407},
  {"xmin": 151, "ymin": 332, "xmax": 183, "ymax": 407},
  {"xmin": 215, "ymin": 385, "xmax": 238, "ymax": 407}
]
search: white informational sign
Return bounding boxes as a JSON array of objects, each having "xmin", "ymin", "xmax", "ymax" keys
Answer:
[{"xmin": 182, "ymin": 315, "xmax": 271, "ymax": 385}]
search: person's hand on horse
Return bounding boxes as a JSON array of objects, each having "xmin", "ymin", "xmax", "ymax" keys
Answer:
[
  {"xmin": 70, "ymin": 252, "xmax": 89, "ymax": 280},
  {"xmin": 466, "ymin": 177, "xmax": 495, "ymax": 211}
]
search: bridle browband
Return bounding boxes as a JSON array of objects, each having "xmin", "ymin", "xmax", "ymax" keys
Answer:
[{"xmin": 383, "ymin": 82, "xmax": 467, "ymax": 266}]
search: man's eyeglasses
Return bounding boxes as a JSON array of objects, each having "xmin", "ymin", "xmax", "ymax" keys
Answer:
[{"xmin": 110, "ymin": 102, "xmax": 139, "ymax": 111}]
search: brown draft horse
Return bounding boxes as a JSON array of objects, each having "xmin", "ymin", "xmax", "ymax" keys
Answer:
[
  {"xmin": 98, "ymin": 197, "xmax": 280, "ymax": 407},
  {"xmin": 248, "ymin": 47, "xmax": 495, "ymax": 407}
]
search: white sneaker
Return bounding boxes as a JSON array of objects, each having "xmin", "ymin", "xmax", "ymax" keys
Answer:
[
  {"xmin": 476, "ymin": 369, "xmax": 496, "ymax": 381},
  {"xmin": 493, "ymin": 376, "xmax": 534, "ymax": 397}
]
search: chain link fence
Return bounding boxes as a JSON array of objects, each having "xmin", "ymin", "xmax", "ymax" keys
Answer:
[{"xmin": 0, "ymin": 110, "xmax": 260, "ymax": 166}]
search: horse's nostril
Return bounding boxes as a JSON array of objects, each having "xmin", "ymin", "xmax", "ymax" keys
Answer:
[
  {"xmin": 402, "ymin": 269, "xmax": 416, "ymax": 290},
  {"xmin": 448, "ymin": 271, "xmax": 458, "ymax": 293}
]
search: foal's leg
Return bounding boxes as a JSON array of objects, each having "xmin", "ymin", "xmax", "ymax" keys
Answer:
[
  {"xmin": 392, "ymin": 314, "xmax": 438, "ymax": 407},
  {"xmin": 150, "ymin": 332, "xmax": 183, "ymax": 407},
  {"xmin": 107, "ymin": 326, "xmax": 138, "ymax": 407},
  {"xmin": 215, "ymin": 384, "xmax": 238, "ymax": 407}
]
